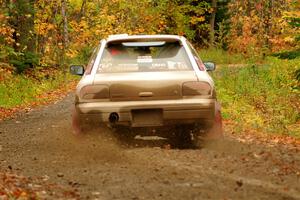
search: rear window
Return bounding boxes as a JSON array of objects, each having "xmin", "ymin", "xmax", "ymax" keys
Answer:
[{"xmin": 97, "ymin": 41, "xmax": 192, "ymax": 73}]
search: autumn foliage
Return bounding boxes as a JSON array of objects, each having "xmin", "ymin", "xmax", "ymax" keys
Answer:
[
  {"xmin": 0, "ymin": 0, "xmax": 299, "ymax": 70},
  {"xmin": 0, "ymin": 0, "xmax": 218, "ymax": 70},
  {"xmin": 227, "ymin": 0, "xmax": 300, "ymax": 56}
]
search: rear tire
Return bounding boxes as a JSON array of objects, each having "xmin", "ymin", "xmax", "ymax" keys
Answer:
[{"xmin": 169, "ymin": 125, "xmax": 194, "ymax": 149}]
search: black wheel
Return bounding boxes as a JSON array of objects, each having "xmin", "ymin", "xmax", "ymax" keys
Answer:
[{"xmin": 169, "ymin": 125, "xmax": 195, "ymax": 149}]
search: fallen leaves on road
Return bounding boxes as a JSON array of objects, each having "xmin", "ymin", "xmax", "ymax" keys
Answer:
[
  {"xmin": 224, "ymin": 120, "xmax": 300, "ymax": 148},
  {"xmin": 0, "ymin": 169, "xmax": 80, "ymax": 199}
]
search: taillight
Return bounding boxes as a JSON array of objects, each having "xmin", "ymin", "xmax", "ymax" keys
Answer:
[
  {"xmin": 80, "ymin": 85, "xmax": 109, "ymax": 99},
  {"xmin": 182, "ymin": 81, "xmax": 211, "ymax": 96}
]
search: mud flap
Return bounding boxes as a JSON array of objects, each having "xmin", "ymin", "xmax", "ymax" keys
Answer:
[
  {"xmin": 206, "ymin": 101, "xmax": 223, "ymax": 139},
  {"xmin": 72, "ymin": 106, "xmax": 82, "ymax": 135}
]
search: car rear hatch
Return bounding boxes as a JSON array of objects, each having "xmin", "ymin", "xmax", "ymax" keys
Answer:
[{"xmin": 93, "ymin": 71, "xmax": 198, "ymax": 101}]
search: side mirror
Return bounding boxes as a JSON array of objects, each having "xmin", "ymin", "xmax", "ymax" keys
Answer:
[
  {"xmin": 70, "ymin": 65, "xmax": 85, "ymax": 76},
  {"xmin": 203, "ymin": 62, "xmax": 216, "ymax": 71}
]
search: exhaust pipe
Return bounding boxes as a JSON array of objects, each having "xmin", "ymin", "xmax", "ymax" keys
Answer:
[{"xmin": 109, "ymin": 112, "xmax": 119, "ymax": 123}]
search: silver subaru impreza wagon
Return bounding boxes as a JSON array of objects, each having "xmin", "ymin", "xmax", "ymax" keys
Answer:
[{"xmin": 70, "ymin": 34, "xmax": 223, "ymax": 144}]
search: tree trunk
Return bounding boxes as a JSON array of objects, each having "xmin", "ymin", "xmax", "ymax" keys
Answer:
[
  {"xmin": 78, "ymin": 0, "xmax": 87, "ymax": 20},
  {"xmin": 209, "ymin": 0, "xmax": 217, "ymax": 47},
  {"xmin": 61, "ymin": 0, "xmax": 69, "ymax": 47},
  {"xmin": 61, "ymin": 0, "xmax": 69, "ymax": 83}
]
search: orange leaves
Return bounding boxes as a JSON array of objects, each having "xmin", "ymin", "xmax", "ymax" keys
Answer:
[
  {"xmin": 137, "ymin": 28, "xmax": 145, "ymax": 33},
  {"xmin": 0, "ymin": 27, "xmax": 15, "ymax": 44},
  {"xmin": 0, "ymin": 170, "xmax": 80, "ymax": 199},
  {"xmin": 208, "ymin": 7, "xmax": 215, "ymax": 14},
  {"xmin": 144, "ymin": 15, "xmax": 154, "ymax": 22},
  {"xmin": 35, "ymin": 22, "xmax": 56, "ymax": 35},
  {"xmin": 66, "ymin": 0, "xmax": 168, "ymax": 53},
  {"xmin": 157, "ymin": 20, "xmax": 167, "ymax": 33},
  {"xmin": 0, "ymin": 14, "xmax": 15, "ymax": 45},
  {"xmin": 228, "ymin": 0, "xmax": 299, "ymax": 54},
  {"xmin": 225, "ymin": 120, "xmax": 300, "ymax": 148},
  {"xmin": 66, "ymin": 49, "xmax": 78, "ymax": 58},
  {"xmin": 0, "ymin": 65, "xmax": 13, "ymax": 82}
]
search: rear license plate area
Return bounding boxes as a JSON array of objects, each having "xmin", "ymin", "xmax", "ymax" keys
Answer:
[{"xmin": 131, "ymin": 109, "xmax": 163, "ymax": 127}]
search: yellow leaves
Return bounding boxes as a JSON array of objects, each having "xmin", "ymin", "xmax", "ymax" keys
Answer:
[
  {"xmin": 250, "ymin": 10, "xmax": 256, "ymax": 17},
  {"xmin": 137, "ymin": 28, "xmax": 145, "ymax": 33},
  {"xmin": 69, "ymin": 0, "xmax": 83, "ymax": 11},
  {"xmin": 284, "ymin": 36, "xmax": 295, "ymax": 43},
  {"xmin": 190, "ymin": 16, "xmax": 205, "ymax": 25},
  {"xmin": 95, "ymin": 29, "xmax": 101, "ymax": 35},
  {"xmin": 66, "ymin": 49, "xmax": 78, "ymax": 58},
  {"xmin": 107, "ymin": 15, "xmax": 117, "ymax": 22},
  {"xmin": 144, "ymin": 15, "xmax": 153, "ymax": 21},
  {"xmin": 35, "ymin": 22, "xmax": 56, "ymax": 35},
  {"xmin": 208, "ymin": 7, "xmax": 214, "ymax": 14},
  {"xmin": 283, "ymin": 10, "xmax": 300, "ymax": 18},
  {"xmin": 64, "ymin": 0, "xmax": 169, "ymax": 55},
  {"xmin": 79, "ymin": 20, "xmax": 88, "ymax": 29}
]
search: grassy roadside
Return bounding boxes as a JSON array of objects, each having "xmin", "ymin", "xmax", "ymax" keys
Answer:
[
  {"xmin": 0, "ymin": 67, "xmax": 77, "ymax": 119},
  {"xmin": 200, "ymin": 49, "xmax": 300, "ymax": 138}
]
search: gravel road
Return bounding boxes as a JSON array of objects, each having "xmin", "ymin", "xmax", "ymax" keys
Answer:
[{"xmin": 0, "ymin": 94, "xmax": 299, "ymax": 200}]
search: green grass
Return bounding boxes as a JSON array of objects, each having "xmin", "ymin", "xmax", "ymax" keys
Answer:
[
  {"xmin": 199, "ymin": 48, "xmax": 247, "ymax": 64},
  {"xmin": 0, "ymin": 71, "xmax": 76, "ymax": 108},
  {"xmin": 208, "ymin": 51, "xmax": 300, "ymax": 137}
]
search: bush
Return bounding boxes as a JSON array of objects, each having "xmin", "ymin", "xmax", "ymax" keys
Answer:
[
  {"xmin": 9, "ymin": 51, "xmax": 39, "ymax": 74},
  {"xmin": 272, "ymin": 49, "xmax": 300, "ymax": 60}
]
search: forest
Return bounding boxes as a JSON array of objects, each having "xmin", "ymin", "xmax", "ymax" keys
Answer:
[
  {"xmin": 1, "ymin": 1, "xmax": 300, "ymax": 199},
  {"xmin": 0, "ymin": 0, "xmax": 299, "ymax": 136}
]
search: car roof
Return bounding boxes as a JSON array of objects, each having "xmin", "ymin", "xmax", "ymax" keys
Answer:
[{"xmin": 106, "ymin": 34, "xmax": 184, "ymax": 43}]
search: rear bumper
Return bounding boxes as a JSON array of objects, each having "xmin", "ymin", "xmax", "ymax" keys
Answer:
[{"xmin": 76, "ymin": 98, "xmax": 216, "ymax": 127}]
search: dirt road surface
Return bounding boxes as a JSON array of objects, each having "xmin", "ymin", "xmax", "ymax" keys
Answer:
[{"xmin": 0, "ymin": 94, "xmax": 299, "ymax": 200}]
